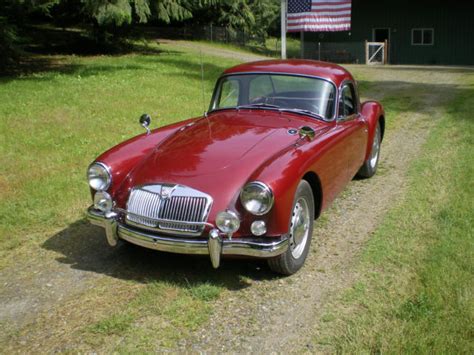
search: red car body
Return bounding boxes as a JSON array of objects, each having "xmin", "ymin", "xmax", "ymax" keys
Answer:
[{"xmin": 87, "ymin": 60, "xmax": 384, "ymax": 274}]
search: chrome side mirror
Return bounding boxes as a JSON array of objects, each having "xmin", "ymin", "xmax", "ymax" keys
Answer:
[
  {"xmin": 139, "ymin": 114, "xmax": 151, "ymax": 135},
  {"xmin": 299, "ymin": 126, "xmax": 316, "ymax": 141}
]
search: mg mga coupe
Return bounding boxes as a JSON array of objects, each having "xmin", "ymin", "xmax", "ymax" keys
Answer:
[{"xmin": 87, "ymin": 60, "xmax": 384, "ymax": 275}]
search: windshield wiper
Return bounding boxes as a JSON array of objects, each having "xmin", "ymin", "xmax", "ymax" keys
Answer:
[
  {"xmin": 236, "ymin": 104, "xmax": 325, "ymax": 121},
  {"xmin": 279, "ymin": 108, "xmax": 325, "ymax": 121},
  {"xmin": 237, "ymin": 103, "xmax": 281, "ymax": 110}
]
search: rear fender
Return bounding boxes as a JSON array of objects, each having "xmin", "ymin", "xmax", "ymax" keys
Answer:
[{"xmin": 361, "ymin": 101, "xmax": 385, "ymax": 160}]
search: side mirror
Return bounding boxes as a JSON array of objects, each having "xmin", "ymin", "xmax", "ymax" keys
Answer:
[
  {"xmin": 139, "ymin": 114, "xmax": 151, "ymax": 135},
  {"xmin": 298, "ymin": 126, "xmax": 316, "ymax": 141}
]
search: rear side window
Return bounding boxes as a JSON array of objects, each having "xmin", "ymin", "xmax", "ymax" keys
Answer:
[{"xmin": 339, "ymin": 83, "xmax": 357, "ymax": 117}]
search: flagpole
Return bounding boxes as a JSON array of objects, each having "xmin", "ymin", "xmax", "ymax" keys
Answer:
[
  {"xmin": 300, "ymin": 31, "xmax": 304, "ymax": 58},
  {"xmin": 281, "ymin": 0, "xmax": 287, "ymax": 59}
]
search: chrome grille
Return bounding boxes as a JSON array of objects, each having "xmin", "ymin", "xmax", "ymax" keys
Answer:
[{"xmin": 125, "ymin": 184, "xmax": 212, "ymax": 236}]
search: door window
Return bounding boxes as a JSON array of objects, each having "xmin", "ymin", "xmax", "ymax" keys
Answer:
[{"xmin": 339, "ymin": 84, "xmax": 357, "ymax": 117}]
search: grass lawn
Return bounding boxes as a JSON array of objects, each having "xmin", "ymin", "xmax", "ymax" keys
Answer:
[
  {"xmin": 0, "ymin": 42, "xmax": 240, "ymax": 351},
  {"xmin": 0, "ymin": 42, "xmax": 239, "ymax": 260},
  {"xmin": 313, "ymin": 74, "xmax": 474, "ymax": 352},
  {"xmin": 189, "ymin": 36, "xmax": 301, "ymax": 58}
]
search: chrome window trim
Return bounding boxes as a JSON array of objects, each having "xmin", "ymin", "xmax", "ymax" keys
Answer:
[
  {"xmin": 336, "ymin": 80, "xmax": 359, "ymax": 121},
  {"xmin": 209, "ymin": 72, "xmax": 338, "ymax": 122}
]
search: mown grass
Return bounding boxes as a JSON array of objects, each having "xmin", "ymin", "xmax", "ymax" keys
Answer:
[
  {"xmin": 0, "ymin": 41, "xmax": 238, "ymax": 351},
  {"xmin": 0, "ymin": 42, "xmax": 239, "ymax": 262},
  {"xmin": 2, "ymin": 38, "xmax": 472, "ymax": 352},
  {"xmin": 190, "ymin": 36, "xmax": 301, "ymax": 59},
  {"xmin": 314, "ymin": 75, "xmax": 474, "ymax": 352},
  {"xmin": 85, "ymin": 280, "xmax": 221, "ymax": 351}
]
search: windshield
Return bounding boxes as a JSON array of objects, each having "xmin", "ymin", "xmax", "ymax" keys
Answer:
[{"xmin": 210, "ymin": 74, "xmax": 336, "ymax": 120}]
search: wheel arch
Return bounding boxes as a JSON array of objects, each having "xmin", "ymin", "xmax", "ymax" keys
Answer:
[
  {"xmin": 379, "ymin": 115, "xmax": 385, "ymax": 141},
  {"xmin": 302, "ymin": 171, "xmax": 323, "ymax": 220}
]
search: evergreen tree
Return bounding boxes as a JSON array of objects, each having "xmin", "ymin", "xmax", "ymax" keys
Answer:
[
  {"xmin": 192, "ymin": 0, "xmax": 279, "ymax": 44},
  {"xmin": 249, "ymin": 0, "xmax": 279, "ymax": 44},
  {"xmin": 0, "ymin": 0, "xmax": 281, "ymax": 66}
]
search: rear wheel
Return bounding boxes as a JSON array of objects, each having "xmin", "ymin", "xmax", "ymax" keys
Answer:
[
  {"xmin": 268, "ymin": 180, "xmax": 314, "ymax": 275},
  {"xmin": 357, "ymin": 121, "xmax": 382, "ymax": 178}
]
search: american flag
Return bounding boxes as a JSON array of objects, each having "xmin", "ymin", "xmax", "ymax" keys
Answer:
[{"xmin": 287, "ymin": 0, "xmax": 352, "ymax": 32}]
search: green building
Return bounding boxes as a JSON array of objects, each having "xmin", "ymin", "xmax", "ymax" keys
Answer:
[{"xmin": 302, "ymin": 0, "xmax": 474, "ymax": 65}]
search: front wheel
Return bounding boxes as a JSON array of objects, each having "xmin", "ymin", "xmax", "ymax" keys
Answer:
[
  {"xmin": 268, "ymin": 180, "xmax": 314, "ymax": 275},
  {"xmin": 357, "ymin": 121, "xmax": 382, "ymax": 178}
]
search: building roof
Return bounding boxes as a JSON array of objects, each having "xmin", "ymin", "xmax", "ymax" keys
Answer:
[{"xmin": 223, "ymin": 59, "xmax": 352, "ymax": 86}]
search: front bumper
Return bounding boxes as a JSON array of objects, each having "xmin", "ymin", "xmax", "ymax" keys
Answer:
[{"xmin": 87, "ymin": 206, "xmax": 288, "ymax": 268}]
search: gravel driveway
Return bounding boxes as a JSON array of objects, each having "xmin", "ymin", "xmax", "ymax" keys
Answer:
[
  {"xmin": 176, "ymin": 64, "xmax": 468, "ymax": 352},
  {"xmin": 158, "ymin": 39, "xmax": 269, "ymax": 62}
]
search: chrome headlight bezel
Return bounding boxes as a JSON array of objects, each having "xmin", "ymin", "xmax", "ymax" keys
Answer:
[
  {"xmin": 240, "ymin": 181, "xmax": 274, "ymax": 216},
  {"xmin": 87, "ymin": 162, "xmax": 112, "ymax": 191}
]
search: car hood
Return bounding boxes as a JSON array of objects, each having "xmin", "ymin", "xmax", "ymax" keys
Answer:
[
  {"xmin": 132, "ymin": 110, "xmax": 302, "ymax": 178},
  {"xmin": 116, "ymin": 110, "xmax": 327, "ymax": 212}
]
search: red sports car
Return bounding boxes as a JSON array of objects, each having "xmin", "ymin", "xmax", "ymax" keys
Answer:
[{"xmin": 87, "ymin": 60, "xmax": 384, "ymax": 275}]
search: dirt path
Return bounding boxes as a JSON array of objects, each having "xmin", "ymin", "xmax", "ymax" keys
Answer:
[
  {"xmin": 0, "ymin": 42, "xmax": 470, "ymax": 352},
  {"xmin": 0, "ymin": 42, "xmax": 268, "ymax": 341},
  {"xmin": 158, "ymin": 39, "xmax": 268, "ymax": 62},
  {"xmin": 173, "ymin": 66, "xmax": 468, "ymax": 352}
]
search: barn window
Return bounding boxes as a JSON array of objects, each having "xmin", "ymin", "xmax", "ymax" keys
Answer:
[{"xmin": 412, "ymin": 29, "xmax": 434, "ymax": 46}]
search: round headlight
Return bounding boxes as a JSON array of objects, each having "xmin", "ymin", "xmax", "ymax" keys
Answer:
[
  {"xmin": 240, "ymin": 182, "xmax": 274, "ymax": 215},
  {"xmin": 87, "ymin": 162, "xmax": 111, "ymax": 191},
  {"xmin": 94, "ymin": 191, "xmax": 113, "ymax": 213},
  {"xmin": 216, "ymin": 210, "xmax": 240, "ymax": 234}
]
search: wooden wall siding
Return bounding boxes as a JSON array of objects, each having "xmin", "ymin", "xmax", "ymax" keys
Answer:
[{"xmin": 302, "ymin": 0, "xmax": 474, "ymax": 65}]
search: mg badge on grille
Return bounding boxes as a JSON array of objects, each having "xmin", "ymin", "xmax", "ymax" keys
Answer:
[
  {"xmin": 126, "ymin": 184, "xmax": 213, "ymax": 236},
  {"xmin": 160, "ymin": 185, "xmax": 176, "ymax": 200}
]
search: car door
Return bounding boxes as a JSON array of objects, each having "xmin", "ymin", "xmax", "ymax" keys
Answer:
[{"xmin": 336, "ymin": 82, "xmax": 368, "ymax": 181}]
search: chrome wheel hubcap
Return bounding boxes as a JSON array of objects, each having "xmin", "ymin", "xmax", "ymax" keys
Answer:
[
  {"xmin": 289, "ymin": 197, "xmax": 310, "ymax": 259},
  {"xmin": 369, "ymin": 125, "xmax": 381, "ymax": 169}
]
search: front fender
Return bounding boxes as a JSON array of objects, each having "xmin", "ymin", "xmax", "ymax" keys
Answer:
[
  {"xmin": 244, "ymin": 137, "xmax": 327, "ymax": 237},
  {"xmin": 91, "ymin": 117, "xmax": 199, "ymax": 198},
  {"xmin": 242, "ymin": 122, "xmax": 355, "ymax": 237},
  {"xmin": 361, "ymin": 101, "xmax": 384, "ymax": 160}
]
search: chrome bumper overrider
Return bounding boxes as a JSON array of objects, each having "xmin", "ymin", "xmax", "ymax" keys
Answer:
[{"xmin": 87, "ymin": 206, "xmax": 288, "ymax": 268}]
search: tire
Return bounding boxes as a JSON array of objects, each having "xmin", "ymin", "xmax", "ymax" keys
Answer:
[
  {"xmin": 357, "ymin": 121, "xmax": 382, "ymax": 178},
  {"xmin": 268, "ymin": 180, "xmax": 314, "ymax": 275}
]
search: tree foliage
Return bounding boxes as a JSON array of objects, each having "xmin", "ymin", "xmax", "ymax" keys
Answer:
[
  {"xmin": 0, "ymin": 0, "xmax": 281, "ymax": 65},
  {"xmin": 215, "ymin": 0, "xmax": 256, "ymax": 35},
  {"xmin": 1, "ymin": 0, "xmax": 60, "ymax": 68},
  {"xmin": 249, "ymin": 0, "xmax": 280, "ymax": 41},
  {"xmin": 187, "ymin": 0, "xmax": 279, "ymax": 43}
]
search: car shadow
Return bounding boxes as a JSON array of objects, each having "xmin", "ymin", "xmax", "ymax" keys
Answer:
[{"xmin": 42, "ymin": 219, "xmax": 279, "ymax": 291}]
